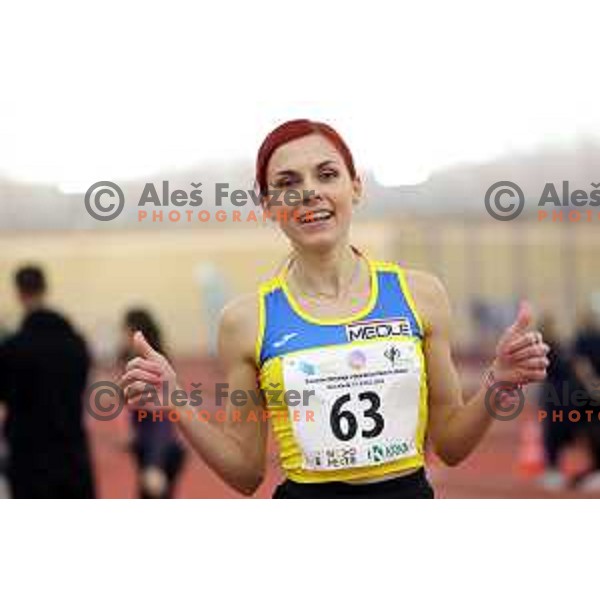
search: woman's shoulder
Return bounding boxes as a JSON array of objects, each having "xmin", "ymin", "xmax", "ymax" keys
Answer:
[
  {"xmin": 219, "ymin": 292, "xmax": 260, "ymax": 335},
  {"xmin": 218, "ymin": 292, "xmax": 261, "ymax": 361},
  {"xmin": 403, "ymin": 268, "xmax": 447, "ymax": 299},
  {"xmin": 402, "ymin": 268, "xmax": 451, "ymax": 334}
]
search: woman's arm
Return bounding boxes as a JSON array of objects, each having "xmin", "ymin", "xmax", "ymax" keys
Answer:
[
  {"xmin": 406, "ymin": 270, "xmax": 549, "ymax": 466},
  {"xmin": 120, "ymin": 293, "xmax": 268, "ymax": 495}
]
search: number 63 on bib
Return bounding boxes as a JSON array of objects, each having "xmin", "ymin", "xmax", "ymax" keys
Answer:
[{"xmin": 282, "ymin": 339, "xmax": 425, "ymax": 471}]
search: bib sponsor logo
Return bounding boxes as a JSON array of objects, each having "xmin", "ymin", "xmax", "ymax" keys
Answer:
[
  {"xmin": 367, "ymin": 441, "xmax": 414, "ymax": 463},
  {"xmin": 345, "ymin": 318, "xmax": 412, "ymax": 342},
  {"xmin": 347, "ymin": 349, "xmax": 367, "ymax": 370},
  {"xmin": 384, "ymin": 345, "xmax": 402, "ymax": 367}
]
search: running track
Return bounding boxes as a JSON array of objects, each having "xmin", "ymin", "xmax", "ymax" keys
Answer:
[{"xmin": 89, "ymin": 358, "xmax": 600, "ymax": 499}]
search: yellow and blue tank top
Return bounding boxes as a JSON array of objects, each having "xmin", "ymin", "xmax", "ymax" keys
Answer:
[{"xmin": 256, "ymin": 254, "xmax": 428, "ymax": 483}]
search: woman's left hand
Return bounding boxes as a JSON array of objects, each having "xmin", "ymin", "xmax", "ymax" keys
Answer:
[{"xmin": 491, "ymin": 300, "xmax": 550, "ymax": 386}]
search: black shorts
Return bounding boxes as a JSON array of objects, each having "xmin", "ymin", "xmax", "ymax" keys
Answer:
[{"xmin": 273, "ymin": 468, "xmax": 434, "ymax": 499}]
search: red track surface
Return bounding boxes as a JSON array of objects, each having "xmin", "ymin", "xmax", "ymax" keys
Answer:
[{"xmin": 89, "ymin": 358, "xmax": 600, "ymax": 499}]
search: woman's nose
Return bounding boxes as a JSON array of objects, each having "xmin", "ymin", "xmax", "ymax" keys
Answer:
[{"xmin": 301, "ymin": 186, "xmax": 323, "ymax": 205}]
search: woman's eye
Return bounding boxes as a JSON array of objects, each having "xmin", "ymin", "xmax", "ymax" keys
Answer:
[
  {"xmin": 275, "ymin": 177, "xmax": 297, "ymax": 188},
  {"xmin": 320, "ymin": 170, "xmax": 338, "ymax": 181}
]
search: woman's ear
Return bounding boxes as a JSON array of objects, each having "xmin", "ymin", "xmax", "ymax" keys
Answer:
[{"xmin": 352, "ymin": 175, "xmax": 364, "ymax": 206}]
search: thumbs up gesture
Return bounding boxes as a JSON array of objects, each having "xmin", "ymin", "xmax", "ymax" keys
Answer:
[
  {"xmin": 118, "ymin": 331, "xmax": 178, "ymax": 408},
  {"xmin": 491, "ymin": 301, "xmax": 549, "ymax": 386}
]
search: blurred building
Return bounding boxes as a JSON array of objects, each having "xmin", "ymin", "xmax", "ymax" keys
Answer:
[
  {"xmin": 1, "ymin": 142, "xmax": 598, "ymax": 358},
  {"xmin": 0, "ymin": 216, "xmax": 596, "ymax": 358}
]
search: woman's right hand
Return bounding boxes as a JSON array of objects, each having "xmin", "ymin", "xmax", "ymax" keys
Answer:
[{"xmin": 118, "ymin": 331, "xmax": 179, "ymax": 410}]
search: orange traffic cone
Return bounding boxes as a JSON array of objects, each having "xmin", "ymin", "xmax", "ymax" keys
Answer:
[{"xmin": 516, "ymin": 416, "xmax": 545, "ymax": 478}]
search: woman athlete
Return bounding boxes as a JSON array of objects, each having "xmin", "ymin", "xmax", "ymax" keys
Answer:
[{"xmin": 119, "ymin": 119, "xmax": 550, "ymax": 499}]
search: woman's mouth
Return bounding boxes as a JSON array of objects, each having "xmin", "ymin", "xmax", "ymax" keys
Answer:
[{"xmin": 297, "ymin": 209, "xmax": 335, "ymax": 225}]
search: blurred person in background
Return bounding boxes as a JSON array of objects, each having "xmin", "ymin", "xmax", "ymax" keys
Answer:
[
  {"xmin": 119, "ymin": 309, "xmax": 186, "ymax": 499},
  {"xmin": 0, "ymin": 401, "xmax": 8, "ymax": 498},
  {"xmin": 0, "ymin": 266, "xmax": 95, "ymax": 498},
  {"xmin": 195, "ymin": 263, "xmax": 230, "ymax": 357},
  {"xmin": 572, "ymin": 308, "xmax": 600, "ymax": 490},
  {"xmin": 574, "ymin": 308, "xmax": 600, "ymax": 388},
  {"xmin": 0, "ymin": 319, "xmax": 10, "ymax": 344},
  {"xmin": 0, "ymin": 319, "xmax": 10, "ymax": 497},
  {"xmin": 536, "ymin": 314, "xmax": 587, "ymax": 489}
]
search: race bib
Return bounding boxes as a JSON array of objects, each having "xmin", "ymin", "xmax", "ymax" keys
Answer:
[{"xmin": 282, "ymin": 340, "xmax": 423, "ymax": 471}]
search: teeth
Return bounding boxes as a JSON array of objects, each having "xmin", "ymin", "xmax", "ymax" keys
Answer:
[{"xmin": 299, "ymin": 210, "xmax": 333, "ymax": 224}]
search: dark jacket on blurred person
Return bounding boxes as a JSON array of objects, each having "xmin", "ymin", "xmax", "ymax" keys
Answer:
[
  {"xmin": 573, "ymin": 317, "xmax": 600, "ymax": 472},
  {"xmin": 538, "ymin": 318, "xmax": 589, "ymax": 468},
  {"xmin": 574, "ymin": 323, "xmax": 600, "ymax": 380},
  {"xmin": 0, "ymin": 308, "xmax": 96, "ymax": 498}
]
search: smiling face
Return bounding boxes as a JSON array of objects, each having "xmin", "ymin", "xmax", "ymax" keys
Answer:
[{"xmin": 264, "ymin": 133, "xmax": 362, "ymax": 253}]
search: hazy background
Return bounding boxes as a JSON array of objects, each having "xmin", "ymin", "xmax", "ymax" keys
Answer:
[
  {"xmin": 2, "ymin": 1, "xmax": 599, "ymax": 357},
  {"xmin": 1, "ymin": 0, "xmax": 599, "ymax": 497}
]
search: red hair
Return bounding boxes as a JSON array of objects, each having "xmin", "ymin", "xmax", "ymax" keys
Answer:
[{"xmin": 255, "ymin": 119, "xmax": 357, "ymax": 196}]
